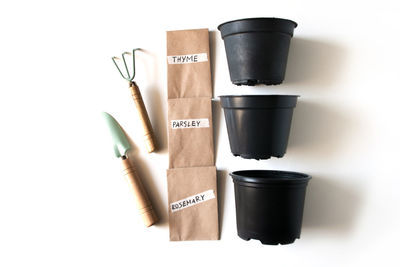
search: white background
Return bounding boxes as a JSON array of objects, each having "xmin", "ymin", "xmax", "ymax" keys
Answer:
[{"xmin": 1, "ymin": 0, "xmax": 399, "ymax": 266}]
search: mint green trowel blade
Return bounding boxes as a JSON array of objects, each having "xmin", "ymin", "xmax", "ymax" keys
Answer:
[{"xmin": 102, "ymin": 112, "xmax": 131, "ymax": 158}]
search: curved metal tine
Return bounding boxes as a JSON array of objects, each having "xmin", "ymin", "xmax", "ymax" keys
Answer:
[
  {"xmin": 122, "ymin": 52, "xmax": 134, "ymax": 81},
  {"xmin": 112, "ymin": 56, "xmax": 130, "ymax": 81},
  {"xmin": 131, "ymin": 49, "xmax": 140, "ymax": 81},
  {"xmin": 123, "ymin": 49, "xmax": 140, "ymax": 81}
]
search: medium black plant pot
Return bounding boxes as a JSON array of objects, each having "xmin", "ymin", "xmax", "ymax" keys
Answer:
[
  {"xmin": 230, "ymin": 170, "xmax": 311, "ymax": 245},
  {"xmin": 218, "ymin": 18, "xmax": 297, "ymax": 86},
  {"xmin": 219, "ymin": 95, "xmax": 298, "ymax": 160}
]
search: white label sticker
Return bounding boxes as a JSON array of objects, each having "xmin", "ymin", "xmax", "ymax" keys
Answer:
[
  {"xmin": 167, "ymin": 53, "xmax": 208, "ymax": 64},
  {"xmin": 170, "ymin": 190, "xmax": 215, "ymax": 213},
  {"xmin": 171, "ymin": 118, "xmax": 209, "ymax": 129}
]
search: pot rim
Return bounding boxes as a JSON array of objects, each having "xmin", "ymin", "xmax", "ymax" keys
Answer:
[
  {"xmin": 218, "ymin": 17, "xmax": 298, "ymax": 30},
  {"xmin": 230, "ymin": 170, "xmax": 311, "ymax": 184},
  {"xmin": 219, "ymin": 95, "xmax": 299, "ymax": 109}
]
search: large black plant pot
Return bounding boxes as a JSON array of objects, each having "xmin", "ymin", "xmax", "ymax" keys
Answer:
[
  {"xmin": 218, "ymin": 18, "xmax": 297, "ymax": 86},
  {"xmin": 219, "ymin": 95, "xmax": 298, "ymax": 160},
  {"xmin": 231, "ymin": 170, "xmax": 311, "ymax": 245}
]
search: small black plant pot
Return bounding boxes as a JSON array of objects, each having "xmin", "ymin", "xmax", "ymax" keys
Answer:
[
  {"xmin": 218, "ymin": 18, "xmax": 297, "ymax": 86},
  {"xmin": 230, "ymin": 170, "xmax": 311, "ymax": 245},
  {"xmin": 219, "ymin": 95, "xmax": 298, "ymax": 160}
]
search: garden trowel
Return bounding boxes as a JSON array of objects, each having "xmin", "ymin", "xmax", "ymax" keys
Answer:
[{"xmin": 102, "ymin": 112, "xmax": 157, "ymax": 227}]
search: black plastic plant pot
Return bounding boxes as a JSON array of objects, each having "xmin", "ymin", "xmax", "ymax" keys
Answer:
[
  {"xmin": 219, "ymin": 95, "xmax": 298, "ymax": 160},
  {"xmin": 230, "ymin": 170, "xmax": 311, "ymax": 245},
  {"xmin": 218, "ymin": 18, "xmax": 297, "ymax": 86}
]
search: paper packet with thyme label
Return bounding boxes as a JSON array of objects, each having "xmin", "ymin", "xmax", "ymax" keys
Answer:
[{"xmin": 167, "ymin": 28, "xmax": 212, "ymax": 99}]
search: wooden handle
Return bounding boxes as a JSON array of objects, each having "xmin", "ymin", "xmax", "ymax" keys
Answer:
[
  {"xmin": 129, "ymin": 82, "xmax": 156, "ymax": 153},
  {"xmin": 121, "ymin": 157, "xmax": 158, "ymax": 227}
]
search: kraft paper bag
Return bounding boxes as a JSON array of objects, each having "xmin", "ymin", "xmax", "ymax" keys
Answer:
[
  {"xmin": 167, "ymin": 28, "xmax": 212, "ymax": 99},
  {"xmin": 166, "ymin": 27, "xmax": 218, "ymax": 241},
  {"xmin": 168, "ymin": 97, "xmax": 214, "ymax": 169},
  {"xmin": 167, "ymin": 166, "xmax": 219, "ymax": 241}
]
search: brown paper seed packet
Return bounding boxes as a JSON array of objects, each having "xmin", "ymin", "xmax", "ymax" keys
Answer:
[
  {"xmin": 167, "ymin": 166, "xmax": 219, "ymax": 241},
  {"xmin": 167, "ymin": 28, "xmax": 212, "ymax": 99},
  {"xmin": 167, "ymin": 97, "xmax": 214, "ymax": 169}
]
